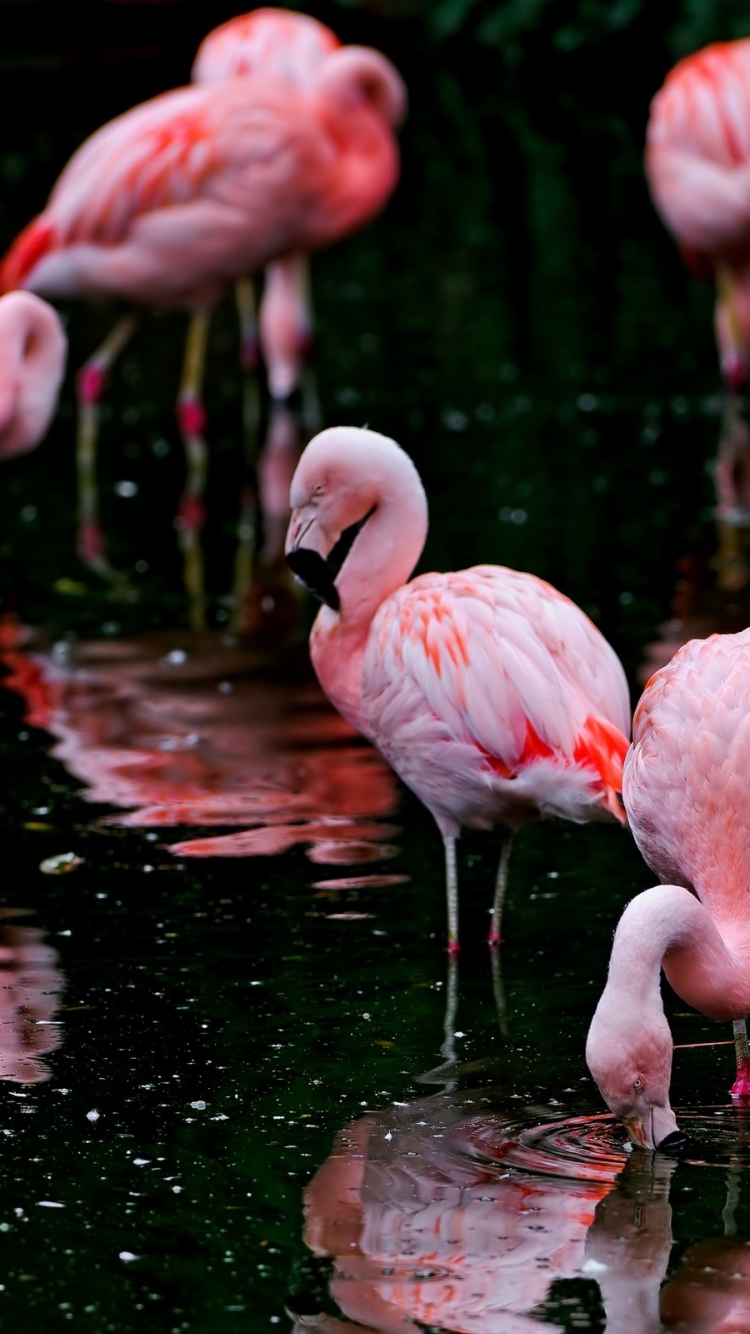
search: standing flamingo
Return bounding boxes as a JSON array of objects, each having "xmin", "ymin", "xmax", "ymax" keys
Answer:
[
  {"xmin": 0, "ymin": 292, "xmax": 66, "ymax": 460},
  {"xmin": 193, "ymin": 9, "xmax": 341, "ymax": 398},
  {"xmin": 0, "ymin": 39, "xmax": 405, "ymax": 627},
  {"xmin": 285, "ymin": 426, "xmax": 631, "ymax": 951},
  {"xmin": 647, "ymin": 41, "xmax": 750, "ymax": 584},
  {"xmin": 587, "ymin": 628, "xmax": 750, "ymax": 1150}
]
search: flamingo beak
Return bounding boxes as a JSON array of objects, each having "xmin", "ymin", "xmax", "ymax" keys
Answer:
[
  {"xmin": 623, "ymin": 1104, "xmax": 680, "ymax": 1151},
  {"xmin": 285, "ymin": 507, "xmax": 340, "ymax": 611}
]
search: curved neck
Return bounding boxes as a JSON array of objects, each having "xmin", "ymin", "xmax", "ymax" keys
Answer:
[
  {"xmin": 310, "ymin": 465, "xmax": 427, "ymax": 735},
  {"xmin": 608, "ymin": 884, "xmax": 750, "ymax": 1022}
]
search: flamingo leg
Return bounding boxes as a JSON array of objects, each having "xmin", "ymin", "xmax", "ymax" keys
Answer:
[
  {"xmin": 176, "ymin": 308, "xmax": 211, "ymax": 632},
  {"xmin": 440, "ymin": 953, "xmax": 459, "ymax": 1063},
  {"xmin": 76, "ymin": 311, "xmax": 140, "ymax": 592},
  {"xmin": 731, "ymin": 1018, "xmax": 750, "ymax": 1098},
  {"xmin": 231, "ymin": 279, "xmax": 260, "ymax": 631},
  {"xmin": 488, "ymin": 833, "xmax": 514, "ymax": 947},
  {"xmin": 443, "ymin": 833, "xmax": 459, "ymax": 953},
  {"xmin": 490, "ymin": 944, "xmax": 509, "ymax": 1040}
]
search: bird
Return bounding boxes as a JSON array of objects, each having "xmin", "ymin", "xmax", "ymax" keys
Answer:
[
  {"xmin": 587, "ymin": 627, "xmax": 750, "ymax": 1151},
  {"xmin": 646, "ymin": 42, "xmax": 750, "ymax": 585},
  {"xmin": 0, "ymin": 292, "xmax": 66, "ymax": 460},
  {"xmin": 285, "ymin": 426, "xmax": 631, "ymax": 951},
  {"xmin": 646, "ymin": 40, "xmax": 750, "ymax": 392},
  {"xmin": 0, "ymin": 36, "xmax": 406, "ymax": 627},
  {"xmin": 192, "ymin": 9, "xmax": 340, "ymax": 399}
]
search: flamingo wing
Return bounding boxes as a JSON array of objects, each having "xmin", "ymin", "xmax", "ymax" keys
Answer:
[{"xmin": 364, "ymin": 565, "xmax": 630, "ymax": 806}]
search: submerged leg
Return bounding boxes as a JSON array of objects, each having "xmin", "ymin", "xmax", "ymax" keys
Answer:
[
  {"xmin": 731, "ymin": 1018, "xmax": 750, "ymax": 1098},
  {"xmin": 488, "ymin": 833, "xmax": 514, "ymax": 947},
  {"xmin": 76, "ymin": 311, "xmax": 140, "ymax": 591},
  {"xmin": 440, "ymin": 953, "xmax": 459, "ymax": 1064},
  {"xmin": 231, "ymin": 279, "xmax": 260, "ymax": 631},
  {"xmin": 176, "ymin": 309, "xmax": 211, "ymax": 633},
  {"xmin": 490, "ymin": 945, "xmax": 510, "ymax": 1040},
  {"xmin": 443, "ymin": 833, "xmax": 459, "ymax": 954}
]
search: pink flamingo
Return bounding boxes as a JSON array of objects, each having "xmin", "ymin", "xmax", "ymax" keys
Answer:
[
  {"xmin": 193, "ymin": 10, "xmax": 341, "ymax": 399},
  {"xmin": 587, "ymin": 627, "xmax": 750, "ymax": 1150},
  {"xmin": 646, "ymin": 40, "xmax": 750, "ymax": 392},
  {"xmin": 0, "ymin": 292, "xmax": 66, "ymax": 460},
  {"xmin": 285, "ymin": 426, "xmax": 631, "ymax": 951},
  {"xmin": 0, "ymin": 39, "xmax": 405, "ymax": 625},
  {"xmin": 646, "ymin": 42, "xmax": 750, "ymax": 583}
]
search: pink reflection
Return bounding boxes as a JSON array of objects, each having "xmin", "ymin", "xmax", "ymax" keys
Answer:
[
  {"xmin": 303, "ymin": 1100, "xmax": 618, "ymax": 1334},
  {"xmin": 661, "ymin": 1236, "xmax": 750, "ymax": 1332},
  {"xmin": 0, "ymin": 916, "xmax": 64, "ymax": 1084},
  {"xmin": 0, "ymin": 629, "xmax": 398, "ymax": 864}
]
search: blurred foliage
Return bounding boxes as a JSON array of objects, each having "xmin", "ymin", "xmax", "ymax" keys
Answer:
[{"xmin": 332, "ymin": 0, "xmax": 750, "ymax": 60}]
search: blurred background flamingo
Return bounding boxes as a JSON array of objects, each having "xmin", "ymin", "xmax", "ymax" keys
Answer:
[
  {"xmin": 0, "ymin": 291, "xmax": 66, "ymax": 461},
  {"xmin": 647, "ymin": 40, "xmax": 750, "ymax": 590},
  {"xmin": 0, "ymin": 15, "xmax": 405, "ymax": 629}
]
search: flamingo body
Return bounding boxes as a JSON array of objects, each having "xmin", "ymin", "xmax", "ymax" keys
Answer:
[
  {"xmin": 587, "ymin": 628, "xmax": 750, "ymax": 1148},
  {"xmin": 0, "ymin": 62, "xmax": 403, "ymax": 309},
  {"xmin": 286, "ymin": 427, "xmax": 630, "ymax": 946},
  {"xmin": 0, "ymin": 292, "xmax": 66, "ymax": 459},
  {"xmin": 362, "ymin": 565, "xmax": 630, "ymax": 838},
  {"xmin": 646, "ymin": 40, "xmax": 750, "ymax": 386}
]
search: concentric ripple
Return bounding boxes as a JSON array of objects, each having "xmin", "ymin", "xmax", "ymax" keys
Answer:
[{"xmin": 452, "ymin": 1104, "xmax": 750, "ymax": 1181}]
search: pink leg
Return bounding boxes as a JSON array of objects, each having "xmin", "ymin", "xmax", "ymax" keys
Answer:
[
  {"xmin": 731, "ymin": 1019, "xmax": 750, "ymax": 1099},
  {"xmin": 488, "ymin": 834, "xmax": 514, "ymax": 947},
  {"xmin": 231, "ymin": 280, "xmax": 260, "ymax": 631},
  {"xmin": 76, "ymin": 312, "xmax": 139, "ymax": 592},
  {"xmin": 443, "ymin": 833, "xmax": 460, "ymax": 954},
  {"xmin": 175, "ymin": 309, "xmax": 211, "ymax": 632}
]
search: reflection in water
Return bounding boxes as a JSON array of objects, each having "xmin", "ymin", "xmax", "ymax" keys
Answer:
[
  {"xmin": 0, "ymin": 631, "xmax": 398, "ymax": 866},
  {"xmin": 299, "ymin": 1092, "xmax": 750, "ymax": 1334},
  {"xmin": 0, "ymin": 914, "xmax": 64, "ymax": 1084}
]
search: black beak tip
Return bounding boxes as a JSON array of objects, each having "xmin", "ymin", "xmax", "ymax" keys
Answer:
[
  {"xmin": 286, "ymin": 547, "xmax": 340, "ymax": 612},
  {"xmin": 657, "ymin": 1129, "xmax": 688, "ymax": 1153}
]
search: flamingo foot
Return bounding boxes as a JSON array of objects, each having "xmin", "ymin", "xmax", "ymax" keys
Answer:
[{"xmin": 731, "ymin": 1061, "xmax": 750, "ymax": 1100}]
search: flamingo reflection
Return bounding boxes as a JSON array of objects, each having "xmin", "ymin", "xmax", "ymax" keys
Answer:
[
  {"xmin": 0, "ymin": 915, "xmax": 64, "ymax": 1084},
  {"xmin": 300, "ymin": 1091, "xmax": 750, "ymax": 1333},
  {"xmin": 0, "ymin": 630, "xmax": 398, "ymax": 866}
]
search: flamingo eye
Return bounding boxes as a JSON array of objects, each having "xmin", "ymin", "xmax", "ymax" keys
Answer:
[{"xmin": 633, "ymin": 1077, "xmax": 643, "ymax": 1092}]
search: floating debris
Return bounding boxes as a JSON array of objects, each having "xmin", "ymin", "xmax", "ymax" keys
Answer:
[{"xmin": 40, "ymin": 853, "xmax": 84, "ymax": 875}]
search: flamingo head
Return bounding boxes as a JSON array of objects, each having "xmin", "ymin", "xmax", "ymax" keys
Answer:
[
  {"xmin": 285, "ymin": 425, "xmax": 427, "ymax": 613},
  {"xmin": 317, "ymin": 46, "xmax": 407, "ymax": 130},
  {"xmin": 586, "ymin": 992, "xmax": 681, "ymax": 1151},
  {"xmin": 285, "ymin": 426, "xmax": 385, "ymax": 610}
]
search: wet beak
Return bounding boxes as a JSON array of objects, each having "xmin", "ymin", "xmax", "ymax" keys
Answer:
[
  {"xmin": 285, "ymin": 507, "xmax": 340, "ymax": 611},
  {"xmin": 623, "ymin": 1104, "xmax": 680, "ymax": 1151}
]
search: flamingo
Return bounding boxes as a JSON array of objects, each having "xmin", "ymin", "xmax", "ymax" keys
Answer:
[
  {"xmin": 193, "ymin": 10, "xmax": 340, "ymax": 400},
  {"xmin": 587, "ymin": 627, "xmax": 750, "ymax": 1151},
  {"xmin": 646, "ymin": 42, "xmax": 750, "ymax": 584},
  {"xmin": 0, "ymin": 292, "xmax": 66, "ymax": 460},
  {"xmin": 285, "ymin": 426, "xmax": 631, "ymax": 951},
  {"xmin": 0, "ymin": 37, "xmax": 405, "ymax": 626}
]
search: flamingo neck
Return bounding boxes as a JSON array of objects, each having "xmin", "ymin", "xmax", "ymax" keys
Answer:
[
  {"xmin": 310, "ymin": 466, "xmax": 427, "ymax": 735},
  {"xmin": 607, "ymin": 884, "xmax": 750, "ymax": 1022}
]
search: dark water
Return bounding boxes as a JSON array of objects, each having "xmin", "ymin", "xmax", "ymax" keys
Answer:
[{"xmin": 2, "ymin": 3, "xmax": 750, "ymax": 1331}]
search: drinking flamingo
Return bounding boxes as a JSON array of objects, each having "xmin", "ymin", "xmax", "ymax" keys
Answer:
[
  {"xmin": 587, "ymin": 628, "xmax": 750, "ymax": 1150},
  {"xmin": 0, "ymin": 292, "xmax": 66, "ymax": 460},
  {"xmin": 0, "ymin": 39, "xmax": 405, "ymax": 626},
  {"xmin": 285, "ymin": 426, "xmax": 631, "ymax": 951}
]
